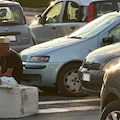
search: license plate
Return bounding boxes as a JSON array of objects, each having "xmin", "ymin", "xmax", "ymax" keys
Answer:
[
  {"xmin": 6, "ymin": 35, "xmax": 17, "ymax": 41},
  {"xmin": 82, "ymin": 73, "xmax": 91, "ymax": 82}
]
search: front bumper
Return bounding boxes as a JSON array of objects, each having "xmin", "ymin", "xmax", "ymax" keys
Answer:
[
  {"xmin": 22, "ymin": 62, "xmax": 63, "ymax": 87},
  {"xmin": 78, "ymin": 67, "xmax": 104, "ymax": 95}
]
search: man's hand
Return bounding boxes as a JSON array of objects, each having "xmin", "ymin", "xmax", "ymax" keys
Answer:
[{"xmin": 0, "ymin": 66, "xmax": 2, "ymax": 77}]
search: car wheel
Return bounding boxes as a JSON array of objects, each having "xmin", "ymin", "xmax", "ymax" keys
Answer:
[
  {"xmin": 100, "ymin": 100, "xmax": 120, "ymax": 120},
  {"xmin": 57, "ymin": 63, "xmax": 86, "ymax": 97},
  {"xmin": 39, "ymin": 87, "xmax": 58, "ymax": 93}
]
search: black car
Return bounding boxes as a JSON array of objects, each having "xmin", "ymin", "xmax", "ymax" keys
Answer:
[
  {"xmin": 78, "ymin": 42, "xmax": 120, "ymax": 95},
  {"xmin": 100, "ymin": 63, "xmax": 120, "ymax": 120}
]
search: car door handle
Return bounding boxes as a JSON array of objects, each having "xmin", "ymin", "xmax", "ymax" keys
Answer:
[
  {"xmin": 52, "ymin": 27, "xmax": 56, "ymax": 30},
  {"xmin": 71, "ymin": 26, "xmax": 75, "ymax": 30}
]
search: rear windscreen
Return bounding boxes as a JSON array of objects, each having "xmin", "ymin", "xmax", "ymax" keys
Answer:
[
  {"xmin": 93, "ymin": 1, "xmax": 120, "ymax": 18},
  {"xmin": 0, "ymin": 5, "xmax": 25, "ymax": 26}
]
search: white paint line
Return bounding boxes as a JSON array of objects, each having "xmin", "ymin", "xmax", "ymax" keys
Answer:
[
  {"xmin": 39, "ymin": 98, "xmax": 100, "ymax": 105},
  {"xmin": 38, "ymin": 106, "xmax": 100, "ymax": 114}
]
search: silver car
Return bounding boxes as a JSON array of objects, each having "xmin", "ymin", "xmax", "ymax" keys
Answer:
[
  {"xmin": 0, "ymin": 1, "xmax": 33, "ymax": 52},
  {"xmin": 30, "ymin": 0, "xmax": 120, "ymax": 44},
  {"xmin": 20, "ymin": 12, "xmax": 120, "ymax": 97}
]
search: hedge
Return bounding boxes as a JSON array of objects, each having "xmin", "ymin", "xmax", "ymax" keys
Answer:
[{"xmin": 15, "ymin": 0, "xmax": 55, "ymax": 8}]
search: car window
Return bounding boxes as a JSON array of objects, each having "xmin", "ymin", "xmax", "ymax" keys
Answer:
[
  {"xmin": 0, "ymin": 5, "xmax": 24, "ymax": 26},
  {"xmin": 94, "ymin": 1, "xmax": 120, "ymax": 18},
  {"xmin": 79, "ymin": 6, "xmax": 88, "ymax": 22},
  {"xmin": 69, "ymin": 15, "xmax": 120, "ymax": 39},
  {"xmin": 45, "ymin": 2, "xmax": 63, "ymax": 23},
  {"xmin": 118, "ymin": 2, "xmax": 120, "ymax": 9},
  {"xmin": 109, "ymin": 24, "xmax": 120, "ymax": 42},
  {"xmin": 63, "ymin": 1, "xmax": 79, "ymax": 22},
  {"xmin": 63, "ymin": 1, "xmax": 88, "ymax": 22}
]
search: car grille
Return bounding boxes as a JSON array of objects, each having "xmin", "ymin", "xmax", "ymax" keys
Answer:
[{"xmin": 22, "ymin": 74, "xmax": 42, "ymax": 83}]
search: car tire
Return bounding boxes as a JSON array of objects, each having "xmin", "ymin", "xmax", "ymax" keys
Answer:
[
  {"xmin": 100, "ymin": 100, "xmax": 120, "ymax": 120},
  {"xmin": 57, "ymin": 63, "xmax": 86, "ymax": 97},
  {"xmin": 39, "ymin": 87, "xmax": 58, "ymax": 93}
]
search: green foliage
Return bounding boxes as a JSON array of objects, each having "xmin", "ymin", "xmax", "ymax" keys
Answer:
[{"xmin": 15, "ymin": 0, "xmax": 54, "ymax": 8}]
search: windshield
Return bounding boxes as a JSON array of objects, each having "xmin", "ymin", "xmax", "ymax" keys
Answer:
[
  {"xmin": 69, "ymin": 14, "xmax": 119, "ymax": 39},
  {"xmin": 0, "ymin": 5, "xmax": 25, "ymax": 26}
]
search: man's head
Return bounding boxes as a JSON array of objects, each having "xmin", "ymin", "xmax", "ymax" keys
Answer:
[{"xmin": 0, "ymin": 37, "xmax": 10, "ymax": 56}]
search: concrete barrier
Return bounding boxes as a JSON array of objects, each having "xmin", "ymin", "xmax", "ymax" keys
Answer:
[{"xmin": 0, "ymin": 85, "xmax": 39, "ymax": 118}]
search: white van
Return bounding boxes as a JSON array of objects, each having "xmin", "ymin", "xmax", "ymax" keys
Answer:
[{"xmin": 30, "ymin": 0, "xmax": 120, "ymax": 44}]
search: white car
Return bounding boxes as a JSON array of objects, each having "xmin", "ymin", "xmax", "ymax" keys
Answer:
[
  {"xmin": 0, "ymin": 1, "xmax": 33, "ymax": 52},
  {"xmin": 30, "ymin": 0, "xmax": 120, "ymax": 44}
]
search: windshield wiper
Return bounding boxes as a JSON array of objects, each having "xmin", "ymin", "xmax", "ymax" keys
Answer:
[{"xmin": 69, "ymin": 36, "xmax": 81, "ymax": 39}]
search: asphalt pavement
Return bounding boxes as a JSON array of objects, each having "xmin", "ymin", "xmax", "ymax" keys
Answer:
[
  {"xmin": 23, "ymin": 7, "xmax": 44, "ymax": 16},
  {"xmin": 23, "ymin": 7, "xmax": 44, "ymax": 25}
]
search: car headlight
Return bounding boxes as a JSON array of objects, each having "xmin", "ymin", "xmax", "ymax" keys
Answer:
[
  {"xmin": 28, "ymin": 56, "xmax": 50, "ymax": 62},
  {"xmin": 103, "ymin": 57, "xmax": 120, "ymax": 72}
]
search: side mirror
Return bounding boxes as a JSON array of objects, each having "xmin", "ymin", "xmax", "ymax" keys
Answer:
[
  {"xmin": 35, "ymin": 15, "xmax": 43, "ymax": 24},
  {"xmin": 102, "ymin": 37, "xmax": 113, "ymax": 44}
]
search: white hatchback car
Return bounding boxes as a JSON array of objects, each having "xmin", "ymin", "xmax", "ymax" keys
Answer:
[
  {"xmin": 30, "ymin": 0, "xmax": 120, "ymax": 44},
  {"xmin": 0, "ymin": 1, "xmax": 33, "ymax": 52}
]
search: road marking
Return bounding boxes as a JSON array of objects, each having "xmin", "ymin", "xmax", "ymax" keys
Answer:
[
  {"xmin": 38, "ymin": 106, "xmax": 100, "ymax": 114},
  {"xmin": 39, "ymin": 98, "xmax": 100, "ymax": 105}
]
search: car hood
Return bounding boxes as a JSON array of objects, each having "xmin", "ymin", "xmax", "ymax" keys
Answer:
[
  {"xmin": 85, "ymin": 42, "xmax": 120, "ymax": 65},
  {"xmin": 20, "ymin": 37, "xmax": 86, "ymax": 56}
]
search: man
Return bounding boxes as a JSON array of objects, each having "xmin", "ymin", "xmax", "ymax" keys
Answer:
[{"xmin": 0, "ymin": 37, "xmax": 23, "ymax": 84}]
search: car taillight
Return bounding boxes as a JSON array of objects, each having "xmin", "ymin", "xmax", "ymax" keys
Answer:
[
  {"xmin": 87, "ymin": 3, "xmax": 94, "ymax": 22},
  {"xmin": 24, "ymin": 16, "xmax": 26, "ymax": 24},
  {"xmin": 0, "ymin": 4, "xmax": 8, "ymax": 7}
]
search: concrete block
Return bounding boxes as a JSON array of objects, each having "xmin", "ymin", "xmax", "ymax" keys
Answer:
[{"xmin": 0, "ymin": 85, "xmax": 39, "ymax": 118}]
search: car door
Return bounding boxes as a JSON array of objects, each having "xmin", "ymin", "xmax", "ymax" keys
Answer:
[
  {"xmin": 30, "ymin": 1, "xmax": 64, "ymax": 44},
  {"xmin": 98, "ymin": 20, "xmax": 120, "ymax": 48},
  {"xmin": 55, "ymin": 1, "xmax": 88, "ymax": 37},
  {"xmin": 108, "ymin": 24, "xmax": 120, "ymax": 43}
]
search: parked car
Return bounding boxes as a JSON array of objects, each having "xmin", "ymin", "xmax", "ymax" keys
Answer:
[
  {"xmin": 78, "ymin": 37, "xmax": 120, "ymax": 96},
  {"xmin": 30, "ymin": 0, "xmax": 120, "ymax": 44},
  {"xmin": 0, "ymin": 1, "xmax": 33, "ymax": 52},
  {"xmin": 20, "ymin": 12, "xmax": 120, "ymax": 97},
  {"xmin": 100, "ymin": 63, "xmax": 120, "ymax": 120}
]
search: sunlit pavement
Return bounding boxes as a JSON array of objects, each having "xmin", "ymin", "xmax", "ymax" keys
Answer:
[{"xmin": 39, "ymin": 98, "xmax": 100, "ymax": 114}]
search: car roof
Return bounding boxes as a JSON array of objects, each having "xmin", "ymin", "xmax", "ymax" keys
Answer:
[
  {"xmin": 0, "ymin": 0, "xmax": 20, "ymax": 6},
  {"xmin": 92, "ymin": 0, "xmax": 120, "ymax": 2},
  {"xmin": 55, "ymin": 0, "xmax": 120, "ymax": 6},
  {"xmin": 55, "ymin": 0, "xmax": 92, "ymax": 6}
]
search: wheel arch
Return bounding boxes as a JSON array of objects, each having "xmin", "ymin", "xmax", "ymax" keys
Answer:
[
  {"xmin": 55, "ymin": 60, "xmax": 82, "ymax": 88},
  {"xmin": 103, "ymin": 93, "xmax": 119, "ymax": 110},
  {"xmin": 102, "ymin": 88, "xmax": 120, "ymax": 111}
]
